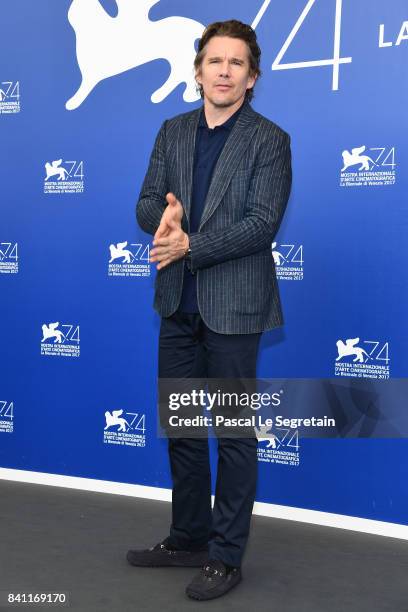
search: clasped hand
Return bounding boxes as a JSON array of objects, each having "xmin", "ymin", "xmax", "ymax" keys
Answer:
[{"xmin": 150, "ymin": 192, "xmax": 189, "ymax": 270}]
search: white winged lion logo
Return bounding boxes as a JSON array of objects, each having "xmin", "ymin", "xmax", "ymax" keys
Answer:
[
  {"xmin": 336, "ymin": 338, "xmax": 371, "ymax": 363},
  {"xmin": 341, "ymin": 146, "xmax": 377, "ymax": 172},
  {"xmin": 66, "ymin": 0, "xmax": 205, "ymax": 109},
  {"xmin": 104, "ymin": 409, "xmax": 130, "ymax": 432},
  {"xmin": 109, "ymin": 241, "xmax": 133, "ymax": 263}
]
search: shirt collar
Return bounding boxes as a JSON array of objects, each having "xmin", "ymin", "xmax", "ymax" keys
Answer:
[{"xmin": 198, "ymin": 100, "xmax": 245, "ymax": 131}]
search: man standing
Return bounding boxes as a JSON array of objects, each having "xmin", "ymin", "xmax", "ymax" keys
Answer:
[{"xmin": 127, "ymin": 19, "xmax": 292, "ymax": 601}]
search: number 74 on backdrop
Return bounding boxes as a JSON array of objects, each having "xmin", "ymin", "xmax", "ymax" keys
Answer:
[
  {"xmin": 254, "ymin": 0, "xmax": 407, "ymax": 90},
  {"xmin": 253, "ymin": 0, "xmax": 351, "ymax": 91}
]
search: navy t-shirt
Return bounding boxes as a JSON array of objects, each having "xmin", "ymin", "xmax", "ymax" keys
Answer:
[{"xmin": 178, "ymin": 102, "xmax": 244, "ymax": 313}]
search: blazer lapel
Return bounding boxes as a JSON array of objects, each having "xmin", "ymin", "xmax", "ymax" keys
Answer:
[
  {"xmin": 178, "ymin": 107, "xmax": 201, "ymax": 225},
  {"xmin": 178, "ymin": 99, "xmax": 260, "ymax": 230}
]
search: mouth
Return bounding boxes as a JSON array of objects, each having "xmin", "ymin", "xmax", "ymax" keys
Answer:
[{"xmin": 215, "ymin": 84, "xmax": 232, "ymax": 90}]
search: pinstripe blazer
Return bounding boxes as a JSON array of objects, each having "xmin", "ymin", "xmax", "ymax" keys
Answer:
[{"xmin": 136, "ymin": 98, "xmax": 292, "ymax": 334}]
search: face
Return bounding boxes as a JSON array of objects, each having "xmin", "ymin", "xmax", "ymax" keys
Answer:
[{"xmin": 195, "ymin": 35, "xmax": 257, "ymax": 108}]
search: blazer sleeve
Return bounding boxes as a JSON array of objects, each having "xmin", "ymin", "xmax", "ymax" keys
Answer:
[
  {"xmin": 188, "ymin": 131, "xmax": 292, "ymax": 272},
  {"xmin": 136, "ymin": 120, "xmax": 168, "ymax": 236}
]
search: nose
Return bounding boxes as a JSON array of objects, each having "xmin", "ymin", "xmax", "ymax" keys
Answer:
[{"xmin": 218, "ymin": 60, "xmax": 231, "ymax": 77}]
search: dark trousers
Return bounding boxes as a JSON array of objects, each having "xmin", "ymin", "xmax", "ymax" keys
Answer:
[{"xmin": 158, "ymin": 309, "xmax": 262, "ymax": 567}]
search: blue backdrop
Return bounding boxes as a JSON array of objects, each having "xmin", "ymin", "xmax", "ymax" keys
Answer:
[{"xmin": 1, "ymin": 0, "xmax": 407, "ymax": 526}]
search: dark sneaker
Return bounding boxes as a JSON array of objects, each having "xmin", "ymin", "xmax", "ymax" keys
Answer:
[
  {"xmin": 185, "ymin": 559, "xmax": 242, "ymax": 600},
  {"xmin": 126, "ymin": 537, "xmax": 209, "ymax": 568}
]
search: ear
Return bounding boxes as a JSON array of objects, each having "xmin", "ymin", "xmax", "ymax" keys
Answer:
[
  {"xmin": 195, "ymin": 67, "xmax": 202, "ymax": 86},
  {"xmin": 247, "ymin": 72, "xmax": 257, "ymax": 90}
]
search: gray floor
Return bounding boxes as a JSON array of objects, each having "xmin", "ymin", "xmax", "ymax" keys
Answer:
[{"xmin": 1, "ymin": 480, "xmax": 407, "ymax": 612}]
